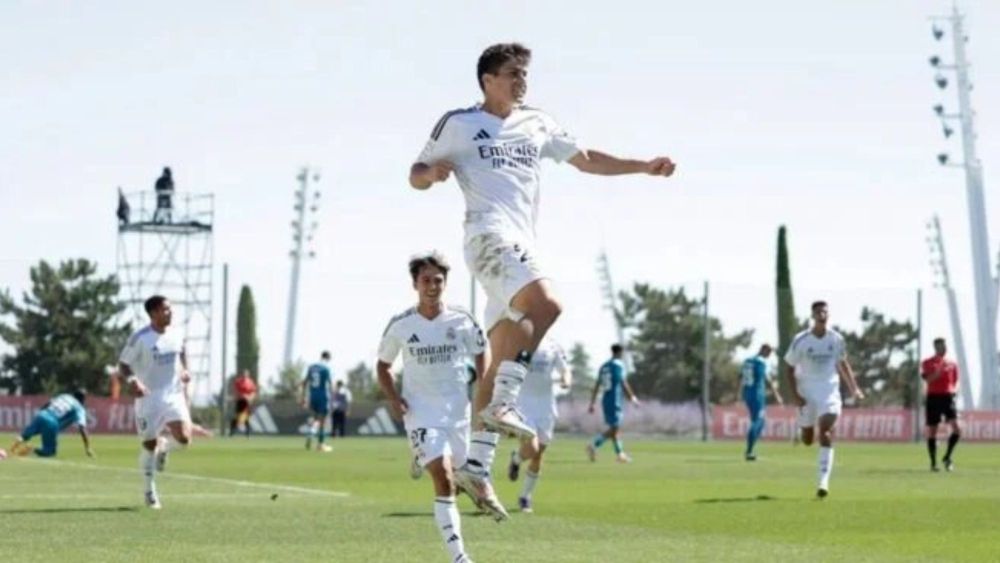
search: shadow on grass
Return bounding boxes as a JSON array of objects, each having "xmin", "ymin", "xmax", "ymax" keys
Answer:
[
  {"xmin": 384, "ymin": 511, "xmax": 491, "ymax": 518},
  {"xmin": 695, "ymin": 495, "xmax": 777, "ymax": 504},
  {"xmin": 0, "ymin": 506, "xmax": 138, "ymax": 515}
]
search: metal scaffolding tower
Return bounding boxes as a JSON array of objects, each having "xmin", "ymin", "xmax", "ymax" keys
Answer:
[{"xmin": 116, "ymin": 189, "xmax": 214, "ymax": 401}]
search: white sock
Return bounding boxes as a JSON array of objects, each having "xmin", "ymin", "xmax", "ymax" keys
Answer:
[
  {"xmin": 139, "ymin": 448, "xmax": 156, "ymax": 494},
  {"xmin": 491, "ymin": 361, "xmax": 527, "ymax": 405},
  {"xmin": 520, "ymin": 470, "xmax": 539, "ymax": 499},
  {"xmin": 512, "ymin": 450, "xmax": 523, "ymax": 465},
  {"xmin": 467, "ymin": 431, "xmax": 499, "ymax": 473},
  {"xmin": 434, "ymin": 496, "xmax": 466, "ymax": 561},
  {"xmin": 818, "ymin": 447, "xmax": 834, "ymax": 490}
]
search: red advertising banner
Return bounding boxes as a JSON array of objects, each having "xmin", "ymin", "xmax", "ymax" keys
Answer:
[
  {"xmin": 713, "ymin": 405, "xmax": 1000, "ymax": 442},
  {"xmin": 0, "ymin": 396, "xmax": 137, "ymax": 434}
]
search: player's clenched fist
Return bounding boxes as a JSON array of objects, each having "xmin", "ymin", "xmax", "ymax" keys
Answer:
[
  {"xmin": 646, "ymin": 157, "xmax": 675, "ymax": 177},
  {"xmin": 428, "ymin": 161, "xmax": 454, "ymax": 182}
]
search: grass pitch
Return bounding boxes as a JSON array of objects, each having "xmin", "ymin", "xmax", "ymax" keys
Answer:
[{"xmin": 1, "ymin": 434, "xmax": 997, "ymax": 562}]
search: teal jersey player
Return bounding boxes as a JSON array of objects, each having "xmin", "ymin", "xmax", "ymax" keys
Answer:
[
  {"xmin": 741, "ymin": 344, "xmax": 781, "ymax": 461},
  {"xmin": 587, "ymin": 344, "xmax": 639, "ymax": 463},
  {"xmin": 11, "ymin": 391, "xmax": 94, "ymax": 458},
  {"xmin": 300, "ymin": 351, "xmax": 335, "ymax": 452}
]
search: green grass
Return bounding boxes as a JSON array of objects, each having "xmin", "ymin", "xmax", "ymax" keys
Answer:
[{"xmin": 1, "ymin": 434, "xmax": 997, "ymax": 562}]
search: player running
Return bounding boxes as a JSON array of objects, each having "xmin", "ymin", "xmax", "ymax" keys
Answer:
[
  {"xmin": 118, "ymin": 295, "xmax": 193, "ymax": 510},
  {"xmin": 784, "ymin": 301, "xmax": 864, "ymax": 498},
  {"xmin": 587, "ymin": 344, "xmax": 639, "ymax": 463},
  {"xmin": 10, "ymin": 390, "xmax": 94, "ymax": 458},
  {"xmin": 506, "ymin": 336, "xmax": 571, "ymax": 513},
  {"xmin": 740, "ymin": 344, "xmax": 783, "ymax": 461},
  {"xmin": 410, "ymin": 41, "xmax": 676, "ymax": 513},
  {"xmin": 377, "ymin": 252, "xmax": 487, "ymax": 562},
  {"xmin": 300, "ymin": 351, "xmax": 335, "ymax": 452}
]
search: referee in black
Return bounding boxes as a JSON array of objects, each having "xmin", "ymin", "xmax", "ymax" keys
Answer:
[{"xmin": 921, "ymin": 338, "xmax": 962, "ymax": 472}]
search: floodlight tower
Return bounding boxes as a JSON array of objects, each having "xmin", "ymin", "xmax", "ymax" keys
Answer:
[
  {"xmin": 928, "ymin": 6, "xmax": 999, "ymax": 408},
  {"xmin": 597, "ymin": 251, "xmax": 632, "ymax": 370},
  {"xmin": 926, "ymin": 215, "xmax": 974, "ymax": 407},
  {"xmin": 116, "ymin": 187, "xmax": 214, "ymax": 401},
  {"xmin": 282, "ymin": 167, "xmax": 322, "ymax": 367}
]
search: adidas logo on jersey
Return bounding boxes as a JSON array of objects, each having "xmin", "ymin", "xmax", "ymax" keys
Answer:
[
  {"xmin": 473, "ymin": 129, "xmax": 491, "ymax": 140},
  {"xmin": 358, "ymin": 407, "xmax": 401, "ymax": 435},
  {"xmin": 408, "ymin": 334, "xmax": 420, "ymax": 343}
]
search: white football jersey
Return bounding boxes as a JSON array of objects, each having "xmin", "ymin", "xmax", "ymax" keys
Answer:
[
  {"xmin": 119, "ymin": 325, "xmax": 185, "ymax": 397},
  {"xmin": 416, "ymin": 104, "xmax": 580, "ymax": 241},
  {"xmin": 517, "ymin": 339, "xmax": 569, "ymax": 417},
  {"xmin": 377, "ymin": 304, "xmax": 486, "ymax": 428},
  {"xmin": 784, "ymin": 329, "xmax": 847, "ymax": 385}
]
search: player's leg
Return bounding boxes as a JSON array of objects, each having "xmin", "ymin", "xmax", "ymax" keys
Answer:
[
  {"xmin": 12, "ymin": 415, "xmax": 43, "ymax": 456},
  {"xmin": 136, "ymin": 402, "xmax": 162, "ymax": 509},
  {"xmin": 34, "ymin": 418, "xmax": 60, "ymax": 457},
  {"xmin": 815, "ymin": 412, "xmax": 838, "ymax": 497},
  {"xmin": 508, "ymin": 435, "xmax": 534, "ymax": 481},
  {"xmin": 519, "ymin": 420, "xmax": 552, "ymax": 512},
  {"xmin": 478, "ymin": 280, "xmax": 561, "ymax": 426},
  {"xmin": 610, "ymin": 425, "xmax": 630, "ymax": 462},
  {"xmin": 304, "ymin": 414, "xmax": 315, "ymax": 449},
  {"xmin": 797, "ymin": 398, "xmax": 818, "ymax": 446},
  {"xmin": 942, "ymin": 403, "xmax": 960, "ymax": 471},
  {"xmin": 745, "ymin": 399, "xmax": 764, "ymax": 460},
  {"xmin": 427, "ymin": 455, "xmax": 472, "ymax": 563},
  {"xmin": 588, "ymin": 424, "xmax": 615, "ymax": 461},
  {"xmin": 156, "ymin": 393, "xmax": 194, "ymax": 471},
  {"xmin": 315, "ymin": 407, "xmax": 331, "ymax": 451},
  {"xmin": 925, "ymin": 423, "xmax": 940, "ymax": 471}
]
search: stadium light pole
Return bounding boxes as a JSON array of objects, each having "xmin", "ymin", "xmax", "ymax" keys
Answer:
[
  {"xmin": 596, "ymin": 251, "xmax": 631, "ymax": 368},
  {"xmin": 928, "ymin": 7, "xmax": 998, "ymax": 408},
  {"xmin": 701, "ymin": 281, "xmax": 711, "ymax": 442},
  {"xmin": 282, "ymin": 167, "xmax": 322, "ymax": 367},
  {"xmin": 926, "ymin": 215, "xmax": 974, "ymax": 408}
]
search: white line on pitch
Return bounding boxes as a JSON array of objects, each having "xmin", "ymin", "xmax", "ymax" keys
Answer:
[{"xmin": 19, "ymin": 458, "xmax": 350, "ymax": 498}]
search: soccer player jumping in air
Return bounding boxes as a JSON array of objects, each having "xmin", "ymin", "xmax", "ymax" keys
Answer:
[{"xmin": 409, "ymin": 42, "xmax": 676, "ymax": 518}]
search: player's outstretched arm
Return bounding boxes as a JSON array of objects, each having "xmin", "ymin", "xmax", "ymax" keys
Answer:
[
  {"xmin": 569, "ymin": 150, "xmax": 675, "ymax": 177},
  {"xmin": 408, "ymin": 161, "xmax": 454, "ymax": 190},
  {"xmin": 79, "ymin": 427, "xmax": 95, "ymax": 458}
]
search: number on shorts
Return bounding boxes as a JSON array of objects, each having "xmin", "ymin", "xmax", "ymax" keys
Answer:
[{"xmin": 409, "ymin": 428, "xmax": 427, "ymax": 449}]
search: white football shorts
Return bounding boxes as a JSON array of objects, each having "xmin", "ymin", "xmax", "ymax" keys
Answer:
[
  {"xmin": 464, "ymin": 232, "xmax": 546, "ymax": 332},
  {"xmin": 796, "ymin": 381, "xmax": 842, "ymax": 428},
  {"xmin": 135, "ymin": 392, "xmax": 191, "ymax": 441},
  {"xmin": 406, "ymin": 422, "xmax": 470, "ymax": 468}
]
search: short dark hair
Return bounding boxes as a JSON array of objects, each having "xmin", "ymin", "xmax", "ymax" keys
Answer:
[
  {"xmin": 811, "ymin": 300, "xmax": 828, "ymax": 312},
  {"xmin": 477, "ymin": 43, "xmax": 531, "ymax": 91},
  {"xmin": 144, "ymin": 295, "xmax": 167, "ymax": 315},
  {"xmin": 321, "ymin": 350, "xmax": 331, "ymax": 360},
  {"xmin": 933, "ymin": 337, "xmax": 946, "ymax": 346},
  {"xmin": 72, "ymin": 389, "xmax": 86, "ymax": 405},
  {"xmin": 611, "ymin": 344, "xmax": 624, "ymax": 355},
  {"xmin": 409, "ymin": 251, "xmax": 450, "ymax": 282}
]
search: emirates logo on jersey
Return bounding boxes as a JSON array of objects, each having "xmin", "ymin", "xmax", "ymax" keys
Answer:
[{"xmin": 478, "ymin": 141, "xmax": 539, "ymax": 170}]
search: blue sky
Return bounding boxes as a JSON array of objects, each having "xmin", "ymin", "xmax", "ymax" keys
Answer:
[{"xmin": 2, "ymin": 1, "xmax": 999, "ymax": 404}]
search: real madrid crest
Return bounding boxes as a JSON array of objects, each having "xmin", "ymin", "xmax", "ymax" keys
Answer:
[{"xmin": 446, "ymin": 327, "xmax": 456, "ymax": 340}]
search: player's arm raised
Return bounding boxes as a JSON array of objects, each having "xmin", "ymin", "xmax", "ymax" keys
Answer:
[
  {"xmin": 376, "ymin": 360, "xmax": 408, "ymax": 420},
  {"xmin": 568, "ymin": 150, "xmax": 675, "ymax": 177}
]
